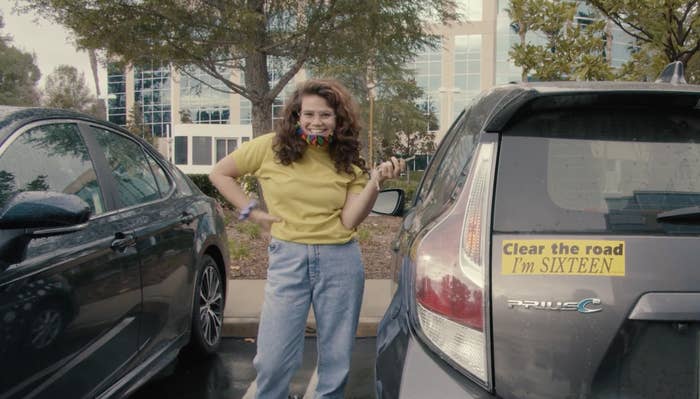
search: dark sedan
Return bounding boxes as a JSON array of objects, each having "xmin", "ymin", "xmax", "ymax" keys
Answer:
[{"xmin": 0, "ymin": 106, "xmax": 230, "ymax": 398}]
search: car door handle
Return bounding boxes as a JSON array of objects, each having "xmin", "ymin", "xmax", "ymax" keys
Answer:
[
  {"xmin": 179, "ymin": 212, "xmax": 196, "ymax": 225},
  {"xmin": 111, "ymin": 232, "xmax": 136, "ymax": 251}
]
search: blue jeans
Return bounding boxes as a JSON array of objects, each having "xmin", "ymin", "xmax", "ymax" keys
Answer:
[{"xmin": 253, "ymin": 238, "xmax": 365, "ymax": 399}]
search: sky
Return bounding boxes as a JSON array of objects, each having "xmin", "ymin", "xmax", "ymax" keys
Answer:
[{"xmin": 0, "ymin": 1, "xmax": 107, "ymax": 98}]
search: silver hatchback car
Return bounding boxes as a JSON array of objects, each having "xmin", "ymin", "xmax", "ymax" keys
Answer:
[{"xmin": 375, "ymin": 70, "xmax": 700, "ymax": 399}]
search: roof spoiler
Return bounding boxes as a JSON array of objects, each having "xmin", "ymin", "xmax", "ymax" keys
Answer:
[{"xmin": 655, "ymin": 61, "xmax": 687, "ymax": 84}]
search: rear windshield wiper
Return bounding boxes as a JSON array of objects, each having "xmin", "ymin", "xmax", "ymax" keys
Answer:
[{"xmin": 656, "ymin": 206, "xmax": 700, "ymax": 223}]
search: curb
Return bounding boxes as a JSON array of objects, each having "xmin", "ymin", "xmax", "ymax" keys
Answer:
[{"xmin": 223, "ymin": 279, "xmax": 392, "ymax": 338}]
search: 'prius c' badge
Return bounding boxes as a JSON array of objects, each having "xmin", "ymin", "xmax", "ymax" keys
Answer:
[{"xmin": 507, "ymin": 298, "xmax": 603, "ymax": 314}]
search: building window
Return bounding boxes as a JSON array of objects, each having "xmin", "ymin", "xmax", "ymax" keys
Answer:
[
  {"xmin": 242, "ymin": 137, "xmax": 250, "ymax": 143},
  {"xmin": 453, "ymin": 35, "xmax": 482, "ymax": 117},
  {"xmin": 240, "ymin": 99, "xmax": 252, "ymax": 125},
  {"xmin": 134, "ymin": 63, "xmax": 172, "ymax": 137},
  {"xmin": 410, "ymin": 44, "xmax": 442, "ymax": 132},
  {"xmin": 107, "ymin": 63, "xmax": 127, "ymax": 127},
  {"xmin": 457, "ymin": 0, "xmax": 483, "ymax": 21},
  {"xmin": 174, "ymin": 136, "xmax": 188, "ymax": 165},
  {"xmin": 609, "ymin": 25, "xmax": 636, "ymax": 68},
  {"xmin": 216, "ymin": 138, "xmax": 238, "ymax": 162},
  {"xmin": 192, "ymin": 136, "xmax": 212, "ymax": 165},
  {"xmin": 180, "ymin": 66, "xmax": 231, "ymax": 124}
]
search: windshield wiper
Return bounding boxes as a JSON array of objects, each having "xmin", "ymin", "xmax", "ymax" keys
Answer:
[{"xmin": 656, "ymin": 206, "xmax": 700, "ymax": 222}]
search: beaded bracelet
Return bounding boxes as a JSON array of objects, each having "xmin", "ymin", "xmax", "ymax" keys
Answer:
[{"xmin": 238, "ymin": 199, "xmax": 258, "ymax": 221}]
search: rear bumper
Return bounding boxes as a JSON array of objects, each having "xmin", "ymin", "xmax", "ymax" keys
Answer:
[{"xmin": 375, "ymin": 305, "xmax": 497, "ymax": 399}]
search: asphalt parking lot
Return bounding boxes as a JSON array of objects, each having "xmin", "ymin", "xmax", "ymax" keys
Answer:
[{"xmin": 131, "ymin": 337, "xmax": 377, "ymax": 399}]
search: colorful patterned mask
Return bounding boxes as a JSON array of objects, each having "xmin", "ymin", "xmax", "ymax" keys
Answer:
[{"xmin": 296, "ymin": 123, "xmax": 334, "ymax": 146}]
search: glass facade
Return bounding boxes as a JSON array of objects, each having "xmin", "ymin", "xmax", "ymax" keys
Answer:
[
  {"xmin": 179, "ymin": 66, "xmax": 230, "ymax": 124},
  {"xmin": 107, "ymin": 63, "xmax": 127, "ymax": 126},
  {"xmin": 609, "ymin": 25, "xmax": 636, "ymax": 68},
  {"xmin": 134, "ymin": 63, "xmax": 171, "ymax": 137},
  {"xmin": 453, "ymin": 35, "xmax": 482, "ymax": 117},
  {"xmin": 410, "ymin": 44, "xmax": 442, "ymax": 132}
]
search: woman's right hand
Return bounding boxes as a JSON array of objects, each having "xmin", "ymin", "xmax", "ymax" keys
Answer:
[{"xmin": 248, "ymin": 209, "xmax": 282, "ymax": 231}]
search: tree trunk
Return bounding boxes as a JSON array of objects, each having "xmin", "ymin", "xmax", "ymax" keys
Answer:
[
  {"xmin": 251, "ymin": 98, "xmax": 274, "ymax": 136},
  {"xmin": 245, "ymin": 0, "xmax": 273, "ymax": 138}
]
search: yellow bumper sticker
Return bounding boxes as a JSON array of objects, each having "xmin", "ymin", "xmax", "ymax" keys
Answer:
[{"xmin": 501, "ymin": 240, "xmax": 625, "ymax": 276}]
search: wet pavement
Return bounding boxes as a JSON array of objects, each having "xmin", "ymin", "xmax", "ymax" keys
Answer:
[{"xmin": 130, "ymin": 337, "xmax": 377, "ymax": 399}]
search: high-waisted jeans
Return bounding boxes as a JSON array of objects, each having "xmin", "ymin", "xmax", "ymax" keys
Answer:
[{"xmin": 253, "ymin": 238, "xmax": 365, "ymax": 399}]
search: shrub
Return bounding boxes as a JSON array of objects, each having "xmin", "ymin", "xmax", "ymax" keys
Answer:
[
  {"xmin": 229, "ymin": 240, "xmax": 250, "ymax": 260},
  {"xmin": 236, "ymin": 221, "xmax": 261, "ymax": 239}
]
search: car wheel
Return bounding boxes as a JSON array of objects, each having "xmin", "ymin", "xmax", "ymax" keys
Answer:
[{"xmin": 188, "ymin": 254, "xmax": 223, "ymax": 355}]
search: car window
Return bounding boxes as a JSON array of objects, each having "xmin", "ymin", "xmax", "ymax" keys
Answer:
[
  {"xmin": 89, "ymin": 127, "xmax": 162, "ymax": 207},
  {"xmin": 0, "ymin": 123, "xmax": 105, "ymax": 215},
  {"xmin": 145, "ymin": 152, "xmax": 173, "ymax": 196},
  {"xmin": 413, "ymin": 107, "xmax": 479, "ymax": 225},
  {"xmin": 494, "ymin": 109, "xmax": 700, "ymax": 234}
]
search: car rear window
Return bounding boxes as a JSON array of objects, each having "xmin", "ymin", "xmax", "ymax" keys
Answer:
[{"xmin": 494, "ymin": 108, "xmax": 700, "ymax": 234}]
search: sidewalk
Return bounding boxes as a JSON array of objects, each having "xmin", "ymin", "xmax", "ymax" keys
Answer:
[{"xmin": 223, "ymin": 279, "xmax": 393, "ymax": 338}]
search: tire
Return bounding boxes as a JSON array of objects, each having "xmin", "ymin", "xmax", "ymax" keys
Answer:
[{"xmin": 187, "ymin": 254, "xmax": 224, "ymax": 355}]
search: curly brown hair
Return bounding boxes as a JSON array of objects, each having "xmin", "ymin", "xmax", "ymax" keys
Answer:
[{"xmin": 274, "ymin": 79, "xmax": 367, "ymax": 175}]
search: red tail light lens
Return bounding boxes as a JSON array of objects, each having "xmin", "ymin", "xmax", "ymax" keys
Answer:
[{"xmin": 413, "ymin": 143, "xmax": 495, "ymax": 385}]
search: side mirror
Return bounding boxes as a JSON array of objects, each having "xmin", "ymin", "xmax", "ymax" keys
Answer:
[
  {"xmin": 0, "ymin": 192, "xmax": 91, "ymax": 267},
  {"xmin": 0, "ymin": 191, "xmax": 91, "ymax": 230},
  {"xmin": 372, "ymin": 189, "xmax": 405, "ymax": 217}
]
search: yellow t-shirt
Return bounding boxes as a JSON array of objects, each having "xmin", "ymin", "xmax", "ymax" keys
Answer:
[{"xmin": 231, "ymin": 133, "xmax": 368, "ymax": 244}]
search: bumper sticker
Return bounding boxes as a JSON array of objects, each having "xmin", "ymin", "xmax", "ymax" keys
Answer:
[{"xmin": 501, "ymin": 240, "xmax": 625, "ymax": 276}]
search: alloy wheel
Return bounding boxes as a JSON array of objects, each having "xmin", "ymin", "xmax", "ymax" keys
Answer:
[{"xmin": 198, "ymin": 263, "xmax": 223, "ymax": 347}]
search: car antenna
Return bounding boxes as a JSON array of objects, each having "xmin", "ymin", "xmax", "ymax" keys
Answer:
[{"xmin": 655, "ymin": 61, "xmax": 687, "ymax": 84}]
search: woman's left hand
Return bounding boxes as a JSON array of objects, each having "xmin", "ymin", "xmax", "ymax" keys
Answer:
[{"xmin": 371, "ymin": 156, "xmax": 406, "ymax": 187}]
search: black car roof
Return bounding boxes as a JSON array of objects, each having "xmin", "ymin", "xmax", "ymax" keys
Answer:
[
  {"xmin": 0, "ymin": 106, "xmax": 134, "ymax": 145},
  {"xmin": 477, "ymin": 81, "xmax": 700, "ymax": 132}
]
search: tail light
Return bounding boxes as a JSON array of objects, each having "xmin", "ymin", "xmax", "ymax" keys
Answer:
[{"xmin": 412, "ymin": 143, "xmax": 495, "ymax": 386}]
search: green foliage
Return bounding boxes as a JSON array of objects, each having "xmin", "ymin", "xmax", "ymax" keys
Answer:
[
  {"xmin": 43, "ymin": 65, "xmax": 97, "ymax": 114},
  {"xmin": 507, "ymin": 0, "xmax": 612, "ymax": 81},
  {"xmin": 19, "ymin": 0, "xmax": 457, "ymax": 137},
  {"xmin": 236, "ymin": 221, "xmax": 261, "ymax": 240},
  {"xmin": 228, "ymin": 240, "xmax": 250, "ymax": 260},
  {"xmin": 588, "ymin": 0, "xmax": 700, "ymax": 67},
  {"xmin": 0, "ymin": 16, "xmax": 40, "ymax": 106},
  {"xmin": 616, "ymin": 44, "xmax": 668, "ymax": 82}
]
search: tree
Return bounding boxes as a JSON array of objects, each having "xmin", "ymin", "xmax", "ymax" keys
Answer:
[
  {"xmin": 20, "ymin": 0, "xmax": 457, "ymax": 137},
  {"xmin": 0, "ymin": 15, "xmax": 41, "ymax": 106},
  {"xmin": 588, "ymin": 0, "xmax": 700, "ymax": 68},
  {"xmin": 43, "ymin": 65, "xmax": 96, "ymax": 112},
  {"xmin": 507, "ymin": 0, "xmax": 612, "ymax": 81},
  {"xmin": 615, "ymin": 42, "xmax": 668, "ymax": 82}
]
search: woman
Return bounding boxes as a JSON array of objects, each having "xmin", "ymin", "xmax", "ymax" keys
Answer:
[{"xmin": 209, "ymin": 79, "xmax": 404, "ymax": 399}]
